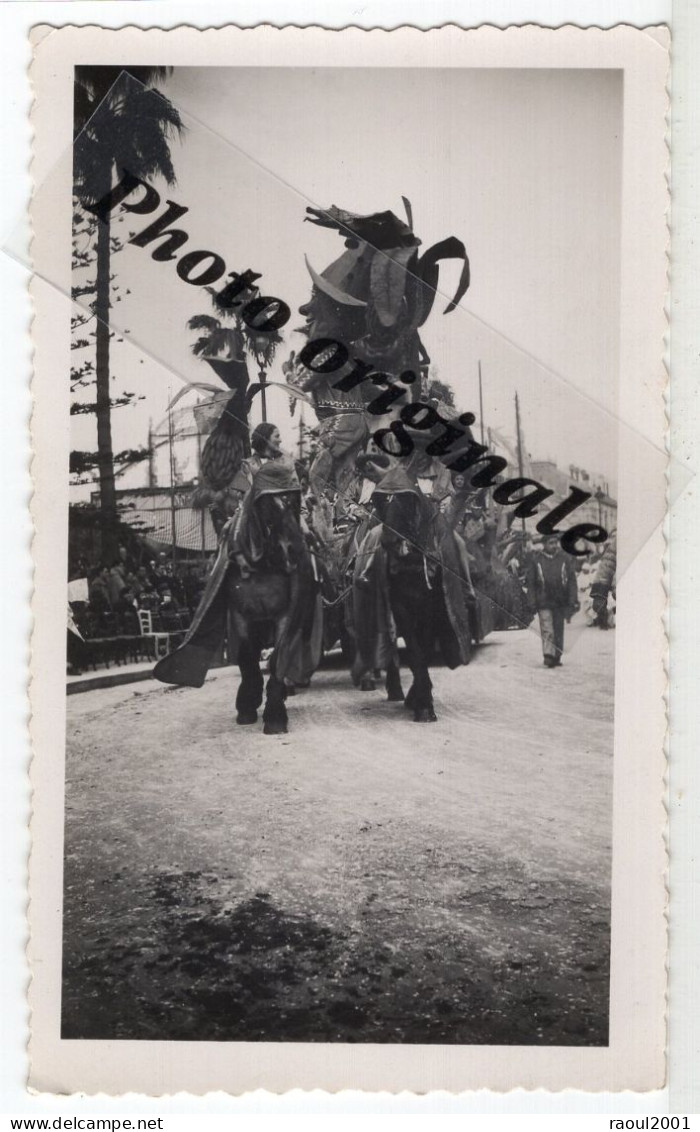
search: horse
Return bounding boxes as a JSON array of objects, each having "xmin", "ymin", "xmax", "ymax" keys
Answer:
[
  {"xmin": 350, "ymin": 521, "xmax": 405, "ymax": 701},
  {"xmin": 313, "ymin": 500, "xmax": 405, "ymax": 701},
  {"xmin": 154, "ymin": 461, "xmax": 322, "ymax": 736},
  {"xmin": 367, "ymin": 468, "xmax": 474, "ymax": 722}
]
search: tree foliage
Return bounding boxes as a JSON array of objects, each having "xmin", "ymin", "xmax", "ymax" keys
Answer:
[
  {"xmin": 70, "ymin": 66, "xmax": 183, "ymax": 538},
  {"xmin": 188, "ymin": 285, "xmax": 284, "ymax": 370},
  {"xmin": 73, "ymin": 68, "xmax": 183, "ymax": 204},
  {"xmin": 70, "ymin": 446, "xmax": 151, "ymax": 478}
]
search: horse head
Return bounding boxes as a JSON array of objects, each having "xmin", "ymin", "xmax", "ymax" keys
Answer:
[
  {"xmin": 371, "ymin": 469, "xmax": 434, "ymax": 563},
  {"xmin": 234, "ymin": 462, "xmax": 306, "ymax": 575},
  {"xmin": 253, "ymin": 489, "xmax": 304, "ymax": 574}
]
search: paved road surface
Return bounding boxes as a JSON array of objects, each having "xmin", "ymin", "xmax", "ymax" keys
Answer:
[{"xmin": 62, "ymin": 617, "xmax": 614, "ymax": 1045}]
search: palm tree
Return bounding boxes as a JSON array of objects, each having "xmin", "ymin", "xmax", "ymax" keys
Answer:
[
  {"xmin": 190, "ymin": 287, "xmax": 284, "ymax": 420},
  {"xmin": 73, "ymin": 67, "xmax": 183, "ymax": 561}
]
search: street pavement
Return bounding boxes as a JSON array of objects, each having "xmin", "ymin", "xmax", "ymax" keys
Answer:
[{"xmin": 62, "ymin": 615, "xmax": 615, "ymax": 1045}]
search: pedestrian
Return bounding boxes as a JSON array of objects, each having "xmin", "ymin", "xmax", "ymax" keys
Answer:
[{"xmin": 527, "ymin": 535, "xmax": 579, "ymax": 667}]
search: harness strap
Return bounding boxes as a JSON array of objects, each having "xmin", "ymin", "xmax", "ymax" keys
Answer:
[
  {"xmin": 423, "ymin": 554, "xmax": 433, "ymax": 591},
  {"xmin": 322, "ymin": 585, "xmax": 353, "ymax": 609}
]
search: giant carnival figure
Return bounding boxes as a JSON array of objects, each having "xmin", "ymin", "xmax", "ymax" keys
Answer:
[
  {"xmin": 286, "ymin": 201, "xmax": 471, "ymax": 505},
  {"xmin": 284, "ymin": 200, "xmax": 532, "ymax": 701},
  {"xmin": 154, "ymin": 198, "xmax": 529, "ymax": 733},
  {"xmin": 153, "ymin": 461, "xmax": 322, "ymax": 734}
]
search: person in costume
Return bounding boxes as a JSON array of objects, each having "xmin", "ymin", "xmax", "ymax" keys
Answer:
[
  {"xmin": 284, "ymin": 349, "xmax": 369, "ymax": 507},
  {"xmin": 228, "ymin": 422, "xmax": 285, "ymax": 497},
  {"xmin": 589, "ymin": 530, "xmax": 617, "ymax": 629},
  {"xmin": 154, "ymin": 460, "xmax": 322, "ymax": 694}
]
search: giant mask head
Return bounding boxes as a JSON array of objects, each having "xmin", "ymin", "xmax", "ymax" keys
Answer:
[{"xmin": 297, "ymin": 201, "xmax": 471, "ymax": 380}]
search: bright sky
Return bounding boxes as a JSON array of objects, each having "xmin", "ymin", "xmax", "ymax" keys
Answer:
[{"xmin": 71, "ymin": 65, "xmax": 625, "ymax": 495}]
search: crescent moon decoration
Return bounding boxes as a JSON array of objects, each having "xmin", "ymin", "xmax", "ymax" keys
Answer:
[{"xmin": 304, "ymin": 255, "xmax": 367, "ymax": 307}]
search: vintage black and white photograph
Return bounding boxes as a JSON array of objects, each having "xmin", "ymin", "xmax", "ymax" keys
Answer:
[{"xmin": 27, "ymin": 23, "xmax": 668, "ymax": 1095}]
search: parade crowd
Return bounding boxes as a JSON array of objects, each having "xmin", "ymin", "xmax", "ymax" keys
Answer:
[
  {"xmin": 68, "ymin": 550, "xmax": 209, "ymax": 649},
  {"xmin": 67, "ymin": 418, "xmax": 617, "ymax": 677}
]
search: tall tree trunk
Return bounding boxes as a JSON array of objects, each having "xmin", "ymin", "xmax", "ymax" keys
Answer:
[{"xmin": 94, "ymin": 174, "xmax": 118, "ymax": 563}]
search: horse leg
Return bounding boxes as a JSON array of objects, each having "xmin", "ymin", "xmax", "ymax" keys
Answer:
[
  {"xmin": 353, "ymin": 663, "xmax": 376, "ymax": 692},
  {"xmin": 411, "ymin": 613, "xmax": 437, "ymax": 723},
  {"xmin": 390, "ymin": 601, "xmax": 426, "ymax": 718},
  {"xmin": 262, "ymin": 651, "xmax": 289, "ymax": 735},
  {"xmin": 392, "ymin": 608, "xmax": 416, "ymax": 711},
  {"xmin": 350, "ymin": 635, "xmax": 376, "ymax": 691},
  {"xmin": 385, "ymin": 656, "xmax": 405, "ymax": 702},
  {"xmin": 411, "ymin": 663, "xmax": 436, "ymax": 723},
  {"xmin": 236, "ymin": 637, "xmax": 263, "ymax": 725},
  {"xmin": 400, "ymin": 619, "xmax": 436, "ymax": 723}
]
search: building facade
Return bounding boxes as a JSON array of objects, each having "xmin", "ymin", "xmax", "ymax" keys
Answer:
[{"xmin": 529, "ymin": 460, "xmax": 617, "ymax": 534}]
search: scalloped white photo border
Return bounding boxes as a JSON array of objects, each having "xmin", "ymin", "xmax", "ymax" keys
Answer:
[{"xmin": 26, "ymin": 21, "xmax": 669, "ymax": 1098}]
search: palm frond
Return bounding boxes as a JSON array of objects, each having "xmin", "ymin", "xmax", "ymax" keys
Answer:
[
  {"xmin": 73, "ymin": 73, "xmax": 184, "ymax": 201},
  {"xmin": 187, "ymin": 315, "xmax": 222, "ymax": 332}
]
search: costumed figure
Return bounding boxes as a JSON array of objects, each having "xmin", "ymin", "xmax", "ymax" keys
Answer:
[
  {"xmin": 286, "ymin": 201, "xmax": 470, "ymax": 512},
  {"xmin": 588, "ymin": 530, "xmax": 617, "ymax": 629},
  {"xmin": 284, "ymin": 347, "xmax": 368, "ymax": 511},
  {"xmin": 227, "ymin": 422, "xmax": 287, "ymax": 506},
  {"xmin": 357, "ymin": 464, "xmax": 476, "ymax": 722}
]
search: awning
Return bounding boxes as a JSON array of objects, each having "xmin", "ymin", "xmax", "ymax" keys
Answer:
[{"xmin": 118, "ymin": 494, "xmax": 218, "ymax": 552}]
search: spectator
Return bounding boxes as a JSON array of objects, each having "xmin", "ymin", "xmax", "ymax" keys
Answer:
[
  {"xmin": 106, "ymin": 561, "xmax": 126, "ymax": 607},
  {"xmin": 115, "ymin": 587, "xmax": 138, "ymax": 614},
  {"xmin": 527, "ymin": 535, "xmax": 579, "ymax": 668},
  {"xmin": 168, "ymin": 566, "xmax": 186, "ymax": 606},
  {"xmin": 115, "ymin": 588, "xmax": 140, "ymax": 634},
  {"xmin": 88, "ymin": 566, "xmax": 111, "ymax": 615},
  {"xmin": 159, "ymin": 587, "xmax": 180, "ymax": 613},
  {"xmin": 135, "ymin": 565, "xmax": 151, "ymax": 592},
  {"xmin": 183, "ymin": 566, "xmax": 204, "ymax": 611},
  {"xmin": 138, "ymin": 586, "xmax": 160, "ymax": 612},
  {"xmin": 122, "ymin": 569, "xmax": 138, "ymax": 594}
]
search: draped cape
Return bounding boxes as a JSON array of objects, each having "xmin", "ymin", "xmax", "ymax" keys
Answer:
[
  {"xmin": 370, "ymin": 467, "xmax": 475, "ymax": 667},
  {"xmin": 153, "ymin": 463, "xmax": 322, "ymax": 688}
]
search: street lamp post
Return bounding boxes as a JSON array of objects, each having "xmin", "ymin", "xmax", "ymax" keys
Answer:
[
  {"xmin": 247, "ymin": 329, "xmax": 274, "ymax": 425},
  {"xmin": 258, "ymin": 364, "xmax": 268, "ymax": 423}
]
